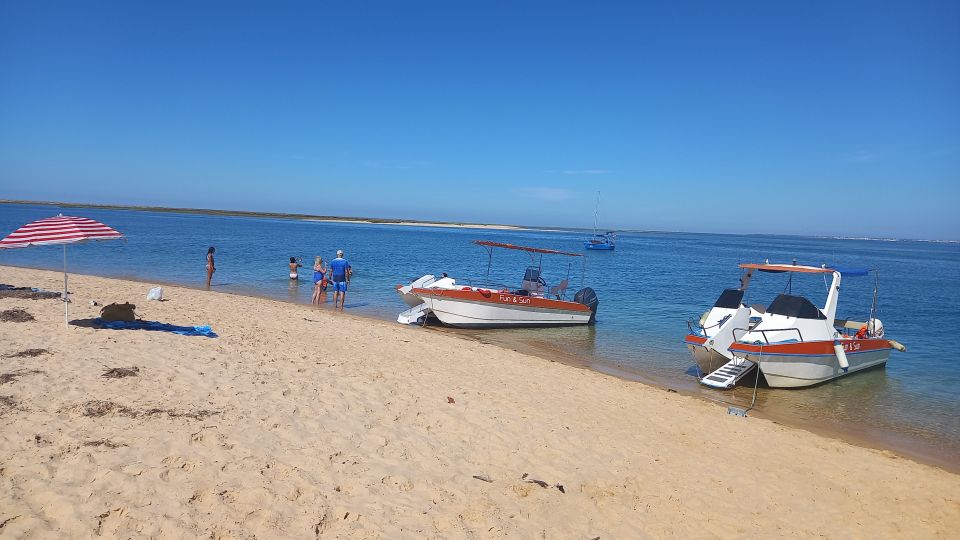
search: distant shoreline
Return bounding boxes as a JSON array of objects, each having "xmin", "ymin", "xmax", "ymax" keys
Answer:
[
  {"xmin": 2, "ymin": 199, "xmax": 956, "ymax": 241},
  {"xmin": 0, "ymin": 199, "xmax": 537, "ymax": 232}
]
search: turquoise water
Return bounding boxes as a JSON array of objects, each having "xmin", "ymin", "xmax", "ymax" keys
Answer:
[{"xmin": 2, "ymin": 203, "xmax": 958, "ymax": 467}]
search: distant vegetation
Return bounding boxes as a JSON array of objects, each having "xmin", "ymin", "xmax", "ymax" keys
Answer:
[{"xmin": 0, "ymin": 199, "xmax": 530, "ymax": 229}]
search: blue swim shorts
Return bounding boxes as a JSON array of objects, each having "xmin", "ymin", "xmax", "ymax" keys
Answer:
[{"xmin": 333, "ymin": 281, "xmax": 348, "ymax": 292}]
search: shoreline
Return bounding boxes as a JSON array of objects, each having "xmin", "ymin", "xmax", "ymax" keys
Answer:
[
  {"xmin": 1, "ymin": 266, "xmax": 958, "ymax": 536},
  {"xmin": 2, "ymin": 263, "xmax": 957, "ymax": 474}
]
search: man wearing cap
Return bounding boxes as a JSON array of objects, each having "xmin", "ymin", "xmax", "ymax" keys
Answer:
[{"xmin": 329, "ymin": 249, "xmax": 351, "ymax": 309}]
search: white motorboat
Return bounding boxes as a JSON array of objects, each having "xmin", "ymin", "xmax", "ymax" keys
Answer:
[
  {"xmin": 688, "ymin": 262, "xmax": 905, "ymax": 389},
  {"xmin": 398, "ymin": 241, "xmax": 599, "ymax": 328}
]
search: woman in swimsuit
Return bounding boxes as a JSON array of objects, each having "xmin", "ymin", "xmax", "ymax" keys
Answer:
[
  {"xmin": 312, "ymin": 256, "xmax": 327, "ymax": 304},
  {"xmin": 205, "ymin": 247, "xmax": 216, "ymax": 288},
  {"xmin": 289, "ymin": 256, "xmax": 302, "ymax": 280}
]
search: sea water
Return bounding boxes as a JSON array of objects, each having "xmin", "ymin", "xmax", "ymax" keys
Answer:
[{"xmin": 2, "ymin": 203, "xmax": 958, "ymax": 468}]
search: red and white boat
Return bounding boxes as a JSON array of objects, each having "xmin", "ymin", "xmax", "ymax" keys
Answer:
[
  {"xmin": 397, "ymin": 241, "xmax": 599, "ymax": 328},
  {"xmin": 687, "ymin": 262, "xmax": 906, "ymax": 389}
]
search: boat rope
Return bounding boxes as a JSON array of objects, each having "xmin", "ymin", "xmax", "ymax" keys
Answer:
[{"xmin": 748, "ymin": 343, "xmax": 763, "ymax": 411}]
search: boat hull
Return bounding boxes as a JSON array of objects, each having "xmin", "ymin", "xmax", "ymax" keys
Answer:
[
  {"xmin": 729, "ymin": 339, "xmax": 892, "ymax": 388},
  {"xmin": 584, "ymin": 242, "xmax": 614, "ymax": 250},
  {"xmin": 684, "ymin": 335, "xmax": 730, "ymax": 374},
  {"xmin": 415, "ymin": 288, "xmax": 594, "ymax": 328}
]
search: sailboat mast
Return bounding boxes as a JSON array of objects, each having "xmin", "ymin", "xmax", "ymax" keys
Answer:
[{"xmin": 593, "ymin": 191, "xmax": 600, "ymax": 235}]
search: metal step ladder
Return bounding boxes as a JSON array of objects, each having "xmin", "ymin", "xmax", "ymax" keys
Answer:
[
  {"xmin": 397, "ymin": 302, "xmax": 431, "ymax": 325},
  {"xmin": 700, "ymin": 357, "xmax": 757, "ymax": 389}
]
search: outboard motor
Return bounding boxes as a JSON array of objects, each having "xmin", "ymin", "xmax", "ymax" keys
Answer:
[{"xmin": 573, "ymin": 287, "xmax": 599, "ymax": 324}]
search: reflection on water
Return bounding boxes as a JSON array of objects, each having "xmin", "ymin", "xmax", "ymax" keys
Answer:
[
  {"xmin": 438, "ymin": 324, "xmax": 601, "ymax": 368},
  {"xmin": 1, "ymin": 202, "xmax": 958, "ymax": 469}
]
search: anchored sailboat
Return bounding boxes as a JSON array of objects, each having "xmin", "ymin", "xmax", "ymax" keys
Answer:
[{"xmin": 584, "ymin": 191, "xmax": 616, "ymax": 250}]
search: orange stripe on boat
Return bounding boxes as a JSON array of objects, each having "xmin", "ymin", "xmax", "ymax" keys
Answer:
[{"xmin": 730, "ymin": 338, "xmax": 893, "ymax": 355}]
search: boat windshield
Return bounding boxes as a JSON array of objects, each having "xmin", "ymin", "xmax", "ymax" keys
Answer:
[
  {"xmin": 713, "ymin": 289, "xmax": 744, "ymax": 309},
  {"xmin": 766, "ymin": 294, "xmax": 826, "ymax": 320}
]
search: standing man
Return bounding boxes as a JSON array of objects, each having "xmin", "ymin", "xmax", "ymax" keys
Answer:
[{"xmin": 330, "ymin": 249, "xmax": 351, "ymax": 310}]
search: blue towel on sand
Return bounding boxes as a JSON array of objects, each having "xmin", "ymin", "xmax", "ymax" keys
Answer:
[{"xmin": 95, "ymin": 318, "xmax": 218, "ymax": 338}]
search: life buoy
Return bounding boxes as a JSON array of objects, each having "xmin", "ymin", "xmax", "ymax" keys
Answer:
[{"xmin": 855, "ymin": 325, "xmax": 868, "ymax": 339}]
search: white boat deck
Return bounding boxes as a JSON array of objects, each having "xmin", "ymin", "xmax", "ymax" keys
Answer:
[{"xmin": 397, "ymin": 302, "xmax": 431, "ymax": 325}]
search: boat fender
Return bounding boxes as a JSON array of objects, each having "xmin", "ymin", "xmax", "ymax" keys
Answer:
[
  {"xmin": 833, "ymin": 340, "xmax": 850, "ymax": 372},
  {"xmin": 461, "ymin": 286, "xmax": 472, "ymax": 291},
  {"xmin": 888, "ymin": 339, "xmax": 907, "ymax": 353}
]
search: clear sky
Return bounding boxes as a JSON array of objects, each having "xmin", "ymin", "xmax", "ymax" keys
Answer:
[{"xmin": 1, "ymin": 1, "xmax": 958, "ymax": 239}]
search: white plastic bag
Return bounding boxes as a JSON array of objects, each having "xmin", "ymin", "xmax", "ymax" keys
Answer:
[{"xmin": 147, "ymin": 286, "xmax": 163, "ymax": 301}]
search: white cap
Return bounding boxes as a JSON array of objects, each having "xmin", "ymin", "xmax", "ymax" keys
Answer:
[{"xmin": 336, "ymin": 249, "xmax": 344, "ymax": 257}]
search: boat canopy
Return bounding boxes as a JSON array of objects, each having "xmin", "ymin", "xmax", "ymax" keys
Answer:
[
  {"xmin": 740, "ymin": 263, "xmax": 871, "ymax": 276},
  {"xmin": 830, "ymin": 266, "xmax": 870, "ymax": 277},
  {"xmin": 740, "ymin": 263, "xmax": 833, "ymax": 274},
  {"xmin": 474, "ymin": 240, "xmax": 582, "ymax": 257}
]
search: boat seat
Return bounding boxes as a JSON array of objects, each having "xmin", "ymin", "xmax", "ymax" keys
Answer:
[
  {"xmin": 521, "ymin": 266, "xmax": 546, "ymax": 295},
  {"xmin": 549, "ymin": 279, "xmax": 569, "ymax": 299}
]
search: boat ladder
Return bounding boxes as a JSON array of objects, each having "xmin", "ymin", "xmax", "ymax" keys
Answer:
[
  {"xmin": 700, "ymin": 357, "xmax": 757, "ymax": 389},
  {"xmin": 397, "ymin": 302, "xmax": 431, "ymax": 325}
]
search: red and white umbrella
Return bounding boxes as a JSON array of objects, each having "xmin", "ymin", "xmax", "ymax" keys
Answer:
[{"xmin": 0, "ymin": 214, "xmax": 124, "ymax": 326}]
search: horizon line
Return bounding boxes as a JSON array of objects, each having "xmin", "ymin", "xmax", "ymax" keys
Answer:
[{"xmin": 0, "ymin": 199, "xmax": 956, "ymax": 243}]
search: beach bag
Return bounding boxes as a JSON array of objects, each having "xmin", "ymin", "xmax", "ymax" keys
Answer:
[
  {"xmin": 147, "ymin": 286, "xmax": 163, "ymax": 301},
  {"xmin": 100, "ymin": 302, "xmax": 137, "ymax": 322}
]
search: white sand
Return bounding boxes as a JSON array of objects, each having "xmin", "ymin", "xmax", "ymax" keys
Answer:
[{"xmin": 1, "ymin": 266, "xmax": 957, "ymax": 538}]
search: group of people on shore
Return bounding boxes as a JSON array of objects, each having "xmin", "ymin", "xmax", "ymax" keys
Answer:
[
  {"xmin": 291, "ymin": 250, "xmax": 352, "ymax": 309},
  {"xmin": 205, "ymin": 246, "xmax": 352, "ymax": 310}
]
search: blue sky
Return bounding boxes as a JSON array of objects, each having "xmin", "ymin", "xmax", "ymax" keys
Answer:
[{"xmin": 1, "ymin": 1, "xmax": 958, "ymax": 239}]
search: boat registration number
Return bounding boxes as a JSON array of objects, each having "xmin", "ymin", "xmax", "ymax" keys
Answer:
[{"xmin": 499, "ymin": 294, "xmax": 531, "ymax": 305}]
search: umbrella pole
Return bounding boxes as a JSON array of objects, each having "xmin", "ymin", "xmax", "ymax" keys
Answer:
[{"xmin": 63, "ymin": 244, "xmax": 68, "ymax": 328}]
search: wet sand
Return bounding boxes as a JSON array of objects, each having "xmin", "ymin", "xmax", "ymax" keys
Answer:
[
  {"xmin": 1, "ymin": 266, "xmax": 958, "ymax": 537},
  {"xmin": 439, "ymin": 324, "xmax": 960, "ymax": 473}
]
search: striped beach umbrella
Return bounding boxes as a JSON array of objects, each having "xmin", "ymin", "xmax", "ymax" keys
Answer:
[{"xmin": 0, "ymin": 214, "xmax": 124, "ymax": 326}]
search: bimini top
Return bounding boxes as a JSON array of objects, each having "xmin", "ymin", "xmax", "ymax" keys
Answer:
[
  {"xmin": 740, "ymin": 263, "xmax": 833, "ymax": 274},
  {"xmin": 474, "ymin": 240, "xmax": 582, "ymax": 257},
  {"xmin": 740, "ymin": 263, "xmax": 871, "ymax": 276}
]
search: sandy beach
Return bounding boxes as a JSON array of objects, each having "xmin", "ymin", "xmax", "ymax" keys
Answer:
[{"xmin": 1, "ymin": 266, "xmax": 958, "ymax": 538}]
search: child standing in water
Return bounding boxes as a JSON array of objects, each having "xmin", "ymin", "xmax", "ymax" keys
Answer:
[{"xmin": 312, "ymin": 256, "xmax": 328, "ymax": 304}]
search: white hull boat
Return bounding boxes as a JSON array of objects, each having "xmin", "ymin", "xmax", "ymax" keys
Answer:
[
  {"xmin": 415, "ymin": 287, "xmax": 595, "ymax": 328},
  {"xmin": 398, "ymin": 241, "xmax": 599, "ymax": 329},
  {"xmin": 688, "ymin": 262, "xmax": 905, "ymax": 389}
]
